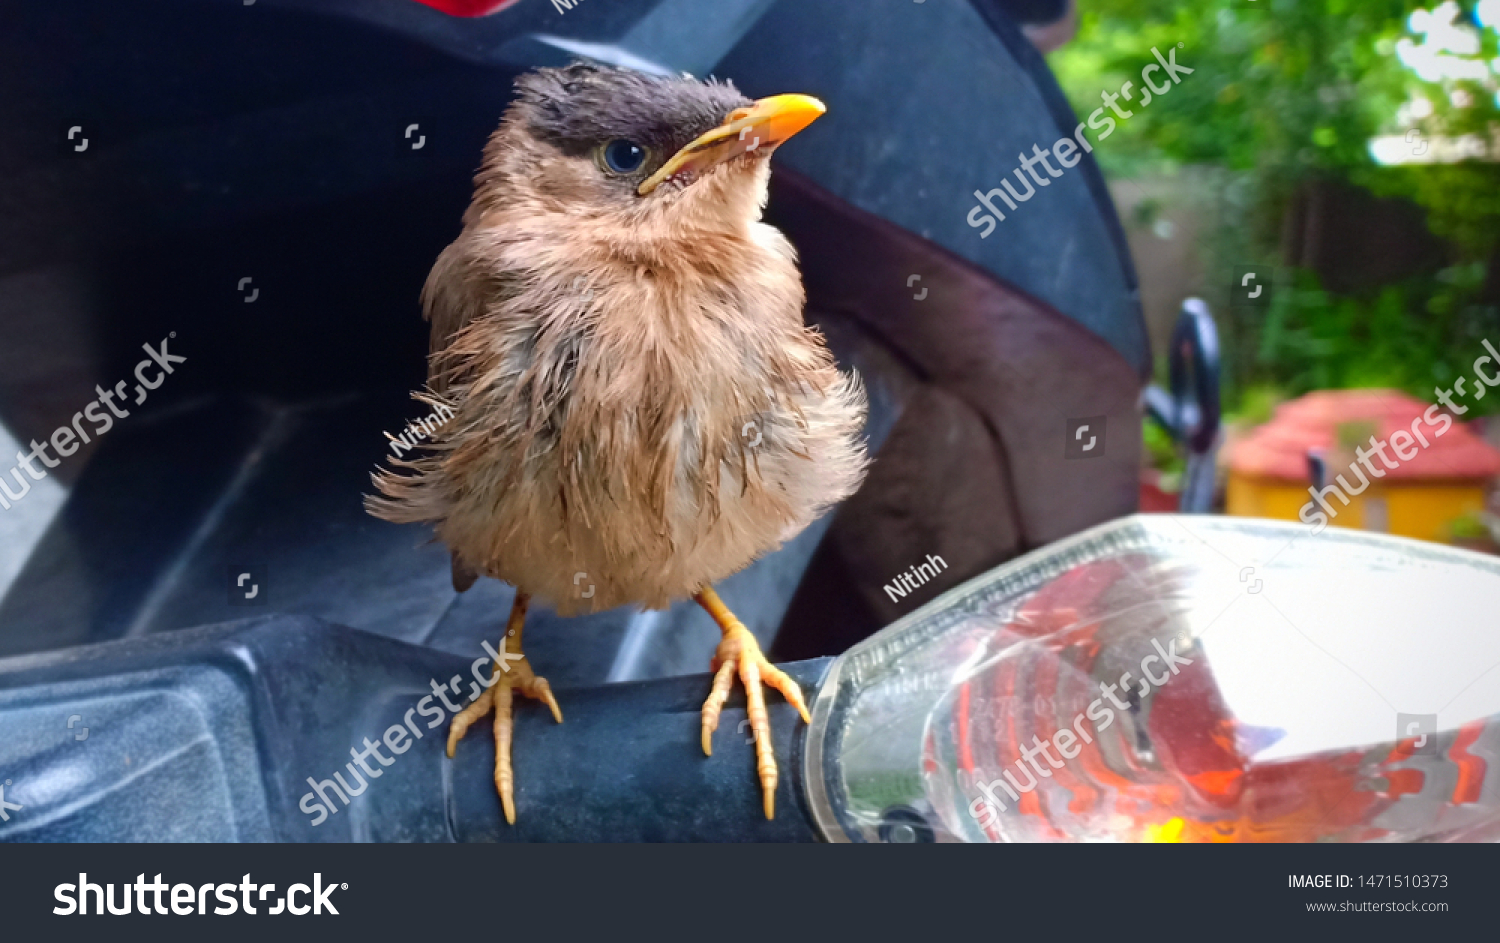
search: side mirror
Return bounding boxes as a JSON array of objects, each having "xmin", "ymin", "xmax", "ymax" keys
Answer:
[{"xmin": 1143, "ymin": 298, "xmax": 1222, "ymax": 512}]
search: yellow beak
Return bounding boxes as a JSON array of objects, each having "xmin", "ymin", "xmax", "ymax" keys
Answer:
[{"xmin": 637, "ymin": 94, "xmax": 826, "ymax": 196}]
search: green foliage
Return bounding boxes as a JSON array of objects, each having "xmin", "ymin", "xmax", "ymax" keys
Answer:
[
  {"xmin": 1142, "ymin": 419, "xmax": 1188, "ymax": 475},
  {"xmin": 1226, "ymin": 382, "xmax": 1286, "ymax": 426},
  {"xmin": 1051, "ymin": 0, "xmax": 1420, "ymax": 184},
  {"xmin": 1360, "ymin": 162, "xmax": 1500, "ymax": 256},
  {"xmin": 1050, "ymin": 0, "xmax": 1500, "ymax": 413},
  {"xmin": 1247, "ymin": 264, "xmax": 1499, "ymax": 414},
  {"xmin": 1447, "ymin": 510, "xmax": 1485, "ymax": 538}
]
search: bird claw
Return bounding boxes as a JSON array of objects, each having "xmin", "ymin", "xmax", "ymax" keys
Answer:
[
  {"xmin": 699, "ymin": 624, "xmax": 810, "ymax": 820},
  {"xmin": 447, "ymin": 652, "xmax": 562, "ymax": 825}
]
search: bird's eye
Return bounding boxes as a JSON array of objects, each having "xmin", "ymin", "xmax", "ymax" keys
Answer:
[{"xmin": 600, "ymin": 139, "xmax": 647, "ymax": 175}]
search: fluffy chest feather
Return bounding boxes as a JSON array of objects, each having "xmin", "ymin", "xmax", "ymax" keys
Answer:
[{"xmin": 370, "ymin": 205, "xmax": 868, "ymax": 612}]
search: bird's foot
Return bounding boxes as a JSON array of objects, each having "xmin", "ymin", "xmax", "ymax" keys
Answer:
[
  {"xmin": 696, "ymin": 591, "xmax": 811, "ymax": 820},
  {"xmin": 446, "ymin": 656, "xmax": 561, "ymax": 824},
  {"xmin": 445, "ymin": 592, "xmax": 561, "ymax": 825}
]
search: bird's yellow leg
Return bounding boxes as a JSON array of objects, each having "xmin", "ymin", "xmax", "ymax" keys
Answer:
[
  {"xmin": 445, "ymin": 590, "xmax": 562, "ymax": 824},
  {"xmin": 694, "ymin": 585, "xmax": 811, "ymax": 819}
]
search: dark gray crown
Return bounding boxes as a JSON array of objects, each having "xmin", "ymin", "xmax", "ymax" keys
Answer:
[{"xmin": 514, "ymin": 62, "xmax": 751, "ymax": 160}]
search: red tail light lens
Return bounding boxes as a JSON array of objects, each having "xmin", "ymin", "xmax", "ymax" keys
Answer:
[{"xmin": 805, "ymin": 516, "xmax": 1500, "ymax": 842}]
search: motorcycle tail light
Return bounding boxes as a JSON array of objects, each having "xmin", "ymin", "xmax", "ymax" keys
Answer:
[{"xmin": 804, "ymin": 515, "xmax": 1500, "ymax": 842}]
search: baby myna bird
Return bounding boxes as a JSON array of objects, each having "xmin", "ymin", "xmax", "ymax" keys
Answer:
[{"xmin": 368, "ymin": 62, "xmax": 868, "ymax": 823}]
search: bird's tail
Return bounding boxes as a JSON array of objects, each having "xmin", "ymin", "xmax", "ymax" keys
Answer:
[{"xmin": 450, "ymin": 552, "xmax": 479, "ymax": 593}]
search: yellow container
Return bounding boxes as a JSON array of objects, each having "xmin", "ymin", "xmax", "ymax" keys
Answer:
[
  {"xmin": 1227, "ymin": 473, "xmax": 1490, "ymax": 543},
  {"xmin": 1225, "ymin": 390, "xmax": 1499, "ymax": 544}
]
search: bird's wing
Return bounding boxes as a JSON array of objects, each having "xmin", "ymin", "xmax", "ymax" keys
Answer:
[
  {"xmin": 420, "ymin": 241, "xmax": 507, "ymax": 594},
  {"xmin": 421, "ymin": 240, "xmax": 518, "ymax": 395},
  {"xmin": 423, "ymin": 242, "xmax": 504, "ymax": 590}
]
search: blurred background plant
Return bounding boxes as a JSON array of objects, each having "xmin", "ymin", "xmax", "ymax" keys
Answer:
[{"xmin": 1051, "ymin": 0, "xmax": 1500, "ymax": 420}]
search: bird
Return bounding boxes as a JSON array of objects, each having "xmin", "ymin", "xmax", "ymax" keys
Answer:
[{"xmin": 366, "ymin": 61, "xmax": 869, "ymax": 824}]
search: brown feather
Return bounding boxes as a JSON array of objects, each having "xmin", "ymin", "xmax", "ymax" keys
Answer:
[{"xmin": 366, "ymin": 65, "xmax": 868, "ymax": 614}]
